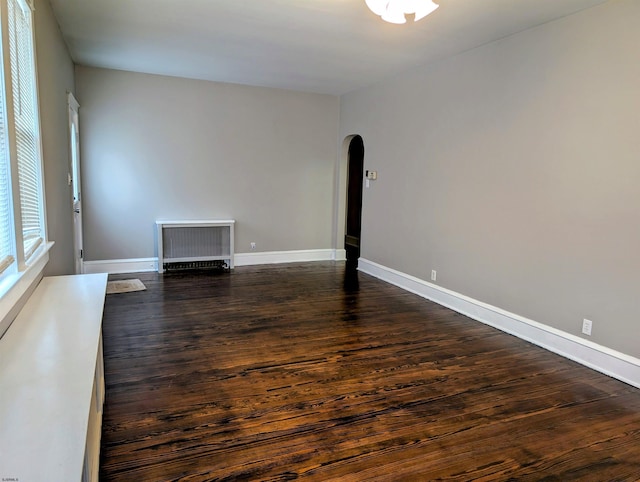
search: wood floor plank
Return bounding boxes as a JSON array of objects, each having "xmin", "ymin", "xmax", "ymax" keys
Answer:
[{"xmin": 100, "ymin": 263, "xmax": 640, "ymax": 481}]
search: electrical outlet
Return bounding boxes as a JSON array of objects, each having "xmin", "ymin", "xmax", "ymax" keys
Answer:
[
  {"xmin": 582, "ymin": 319, "xmax": 593, "ymax": 336},
  {"xmin": 431, "ymin": 270, "xmax": 437, "ymax": 281},
  {"xmin": 250, "ymin": 242, "xmax": 256, "ymax": 250}
]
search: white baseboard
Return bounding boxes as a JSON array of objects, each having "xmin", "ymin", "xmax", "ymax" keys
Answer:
[
  {"xmin": 358, "ymin": 258, "xmax": 640, "ymax": 389},
  {"xmin": 83, "ymin": 249, "xmax": 343, "ymax": 274},
  {"xmin": 333, "ymin": 249, "xmax": 347, "ymax": 261},
  {"xmin": 83, "ymin": 258, "xmax": 158, "ymax": 274},
  {"xmin": 235, "ymin": 249, "xmax": 339, "ymax": 267}
]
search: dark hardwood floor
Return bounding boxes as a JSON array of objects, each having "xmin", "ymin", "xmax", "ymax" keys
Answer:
[{"xmin": 100, "ymin": 262, "xmax": 640, "ymax": 481}]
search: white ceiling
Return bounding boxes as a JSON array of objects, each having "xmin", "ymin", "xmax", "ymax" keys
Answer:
[{"xmin": 48, "ymin": 0, "xmax": 609, "ymax": 95}]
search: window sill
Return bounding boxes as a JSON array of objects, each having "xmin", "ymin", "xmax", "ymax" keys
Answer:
[{"xmin": 0, "ymin": 241, "xmax": 54, "ymax": 339}]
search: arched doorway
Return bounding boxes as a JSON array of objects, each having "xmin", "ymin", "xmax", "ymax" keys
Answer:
[{"xmin": 345, "ymin": 135, "xmax": 364, "ymax": 269}]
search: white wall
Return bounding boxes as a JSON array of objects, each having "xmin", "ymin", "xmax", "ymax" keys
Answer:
[
  {"xmin": 35, "ymin": 0, "xmax": 76, "ymax": 275},
  {"xmin": 75, "ymin": 67, "xmax": 340, "ymax": 261},
  {"xmin": 340, "ymin": 0, "xmax": 640, "ymax": 358}
]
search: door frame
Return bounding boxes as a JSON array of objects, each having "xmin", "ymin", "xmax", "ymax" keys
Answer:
[
  {"xmin": 68, "ymin": 92, "xmax": 84, "ymax": 274},
  {"xmin": 334, "ymin": 134, "xmax": 365, "ymax": 263},
  {"xmin": 345, "ymin": 135, "xmax": 364, "ymax": 268}
]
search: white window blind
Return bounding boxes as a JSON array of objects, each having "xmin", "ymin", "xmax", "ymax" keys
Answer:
[
  {"xmin": 7, "ymin": 0, "xmax": 43, "ymax": 261},
  {"xmin": 0, "ymin": 84, "xmax": 14, "ymax": 275}
]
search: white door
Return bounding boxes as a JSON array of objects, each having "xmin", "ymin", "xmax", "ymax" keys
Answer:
[{"xmin": 68, "ymin": 93, "xmax": 84, "ymax": 274}]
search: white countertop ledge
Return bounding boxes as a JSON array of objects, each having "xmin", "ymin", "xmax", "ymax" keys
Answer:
[{"xmin": 0, "ymin": 273, "xmax": 108, "ymax": 481}]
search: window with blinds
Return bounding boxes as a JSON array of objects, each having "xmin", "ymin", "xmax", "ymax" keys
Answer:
[
  {"xmin": 8, "ymin": 0, "xmax": 43, "ymax": 262},
  {"xmin": 0, "ymin": 0, "xmax": 45, "ymax": 283},
  {"xmin": 0, "ymin": 89, "xmax": 14, "ymax": 277}
]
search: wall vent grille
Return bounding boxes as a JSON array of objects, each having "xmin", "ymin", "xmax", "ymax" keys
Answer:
[{"xmin": 156, "ymin": 220, "xmax": 235, "ymax": 273}]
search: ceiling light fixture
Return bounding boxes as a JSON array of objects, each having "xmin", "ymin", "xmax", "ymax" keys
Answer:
[{"xmin": 365, "ymin": 0, "xmax": 439, "ymax": 24}]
